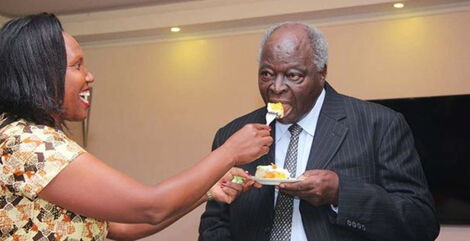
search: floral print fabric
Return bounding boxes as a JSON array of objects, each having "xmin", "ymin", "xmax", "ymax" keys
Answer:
[{"xmin": 0, "ymin": 119, "xmax": 107, "ymax": 240}]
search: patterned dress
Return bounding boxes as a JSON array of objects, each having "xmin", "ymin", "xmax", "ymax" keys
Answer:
[{"xmin": 0, "ymin": 119, "xmax": 108, "ymax": 240}]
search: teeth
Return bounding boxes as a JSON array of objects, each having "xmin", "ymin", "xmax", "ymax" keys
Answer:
[
  {"xmin": 80, "ymin": 90, "xmax": 90, "ymax": 103},
  {"xmin": 80, "ymin": 90, "xmax": 90, "ymax": 97}
]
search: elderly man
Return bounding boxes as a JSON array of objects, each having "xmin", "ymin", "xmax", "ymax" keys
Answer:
[{"xmin": 198, "ymin": 22, "xmax": 439, "ymax": 241}]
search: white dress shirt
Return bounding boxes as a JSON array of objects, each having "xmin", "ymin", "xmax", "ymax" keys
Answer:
[{"xmin": 274, "ymin": 88, "xmax": 325, "ymax": 241}]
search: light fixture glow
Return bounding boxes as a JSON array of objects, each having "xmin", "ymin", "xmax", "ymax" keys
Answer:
[
  {"xmin": 170, "ymin": 27, "xmax": 181, "ymax": 33},
  {"xmin": 393, "ymin": 2, "xmax": 405, "ymax": 8}
]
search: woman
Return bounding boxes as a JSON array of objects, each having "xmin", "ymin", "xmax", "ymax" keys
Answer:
[{"xmin": 0, "ymin": 13, "xmax": 272, "ymax": 240}]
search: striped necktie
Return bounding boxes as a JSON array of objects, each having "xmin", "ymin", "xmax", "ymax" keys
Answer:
[{"xmin": 270, "ymin": 123, "xmax": 302, "ymax": 241}]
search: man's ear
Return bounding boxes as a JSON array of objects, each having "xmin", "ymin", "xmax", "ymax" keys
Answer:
[{"xmin": 320, "ymin": 64, "xmax": 328, "ymax": 82}]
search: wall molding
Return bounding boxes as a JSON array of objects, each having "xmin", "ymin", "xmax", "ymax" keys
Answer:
[{"xmin": 81, "ymin": 1, "xmax": 470, "ymax": 48}]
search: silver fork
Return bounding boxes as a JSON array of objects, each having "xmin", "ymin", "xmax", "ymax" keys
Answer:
[{"xmin": 266, "ymin": 111, "xmax": 280, "ymax": 125}]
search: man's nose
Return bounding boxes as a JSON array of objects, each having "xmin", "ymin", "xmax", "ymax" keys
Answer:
[{"xmin": 271, "ymin": 75, "xmax": 287, "ymax": 94}]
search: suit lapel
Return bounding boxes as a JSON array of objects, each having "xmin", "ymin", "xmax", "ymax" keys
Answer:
[{"xmin": 306, "ymin": 83, "xmax": 348, "ymax": 170}]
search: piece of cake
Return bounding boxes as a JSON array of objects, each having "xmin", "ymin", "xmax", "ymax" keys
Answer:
[
  {"xmin": 231, "ymin": 176, "xmax": 245, "ymax": 184},
  {"xmin": 255, "ymin": 163, "xmax": 291, "ymax": 179},
  {"xmin": 267, "ymin": 102, "xmax": 284, "ymax": 118}
]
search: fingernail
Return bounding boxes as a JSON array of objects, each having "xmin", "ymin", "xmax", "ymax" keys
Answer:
[{"xmin": 221, "ymin": 180, "xmax": 227, "ymax": 184}]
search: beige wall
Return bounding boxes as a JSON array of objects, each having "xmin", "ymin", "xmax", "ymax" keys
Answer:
[{"xmin": 69, "ymin": 9, "xmax": 470, "ymax": 241}]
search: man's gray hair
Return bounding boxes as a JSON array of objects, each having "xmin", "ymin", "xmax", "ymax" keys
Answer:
[{"xmin": 258, "ymin": 22, "xmax": 328, "ymax": 72}]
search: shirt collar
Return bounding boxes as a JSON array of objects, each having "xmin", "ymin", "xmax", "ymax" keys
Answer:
[{"xmin": 275, "ymin": 88, "xmax": 326, "ymax": 142}]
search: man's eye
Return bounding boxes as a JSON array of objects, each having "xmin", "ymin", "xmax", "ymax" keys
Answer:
[
  {"xmin": 287, "ymin": 72, "xmax": 302, "ymax": 81},
  {"xmin": 74, "ymin": 62, "xmax": 81, "ymax": 70},
  {"xmin": 260, "ymin": 71, "xmax": 273, "ymax": 80}
]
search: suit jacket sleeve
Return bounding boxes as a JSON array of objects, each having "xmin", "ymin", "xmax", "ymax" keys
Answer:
[
  {"xmin": 332, "ymin": 112, "xmax": 439, "ymax": 241},
  {"xmin": 198, "ymin": 128, "xmax": 234, "ymax": 241}
]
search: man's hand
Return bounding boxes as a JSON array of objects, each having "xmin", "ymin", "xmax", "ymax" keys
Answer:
[
  {"xmin": 210, "ymin": 167, "xmax": 257, "ymax": 204},
  {"xmin": 279, "ymin": 170, "xmax": 339, "ymax": 206}
]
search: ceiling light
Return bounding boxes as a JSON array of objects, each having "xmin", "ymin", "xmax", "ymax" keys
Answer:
[
  {"xmin": 393, "ymin": 2, "xmax": 405, "ymax": 8},
  {"xmin": 170, "ymin": 27, "xmax": 181, "ymax": 33}
]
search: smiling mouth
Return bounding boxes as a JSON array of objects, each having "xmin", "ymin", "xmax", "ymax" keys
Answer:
[{"xmin": 79, "ymin": 90, "xmax": 91, "ymax": 105}]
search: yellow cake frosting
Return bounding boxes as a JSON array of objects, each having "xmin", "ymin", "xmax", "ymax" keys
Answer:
[
  {"xmin": 267, "ymin": 102, "xmax": 284, "ymax": 118},
  {"xmin": 255, "ymin": 163, "xmax": 290, "ymax": 179}
]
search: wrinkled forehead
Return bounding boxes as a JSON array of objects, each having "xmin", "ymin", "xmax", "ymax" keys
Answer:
[{"xmin": 261, "ymin": 26, "xmax": 313, "ymax": 63}]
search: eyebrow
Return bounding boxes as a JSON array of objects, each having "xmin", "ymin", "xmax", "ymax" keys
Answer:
[
  {"xmin": 259, "ymin": 64, "xmax": 272, "ymax": 69},
  {"xmin": 68, "ymin": 55, "xmax": 83, "ymax": 66}
]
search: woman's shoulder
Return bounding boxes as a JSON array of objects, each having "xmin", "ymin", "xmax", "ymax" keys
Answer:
[
  {"xmin": 1, "ymin": 119, "xmax": 84, "ymax": 156},
  {"xmin": 2, "ymin": 119, "xmax": 65, "ymax": 140},
  {"xmin": 0, "ymin": 119, "xmax": 85, "ymax": 200}
]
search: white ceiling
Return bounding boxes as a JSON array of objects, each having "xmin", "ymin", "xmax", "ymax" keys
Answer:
[
  {"xmin": 0, "ymin": 0, "xmax": 201, "ymax": 17},
  {"xmin": 1, "ymin": 0, "xmax": 469, "ymax": 44}
]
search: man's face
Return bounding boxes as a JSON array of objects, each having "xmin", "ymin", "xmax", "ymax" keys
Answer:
[{"xmin": 258, "ymin": 25, "xmax": 326, "ymax": 124}]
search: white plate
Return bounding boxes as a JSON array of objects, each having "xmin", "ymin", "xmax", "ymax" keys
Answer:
[{"xmin": 249, "ymin": 176, "xmax": 299, "ymax": 185}]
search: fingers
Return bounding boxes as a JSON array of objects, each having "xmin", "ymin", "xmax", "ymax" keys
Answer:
[
  {"xmin": 253, "ymin": 182, "xmax": 263, "ymax": 188},
  {"xmin": 229, "ymin": 167, "xmax": 250, "ymax": 178},
  {"xmin": 277, "ymin": 187, "xmax": 310, "ymax": 199},
  {"xmin": 227, "ymin": 168, "xmax": 257, "ymax": 192},
  {"xmin": 259, "ymin": 146, "xmax": 269, "ymax": 157},
  {"xmin": 277, "ymin": 171, "xmax": 339, "ymax": 206},
  {"xmin": 218, "ymin": 187, "xmax": 238, "ymax": 204},
  {"xmin": 242, "ymin": 124, "xmax": 270, "ymax": 136},
  {"xmin": 278, "ymin": 181, "xmax": 314, "ymax": 198},
  {"xmin": 279, "ymin": 181, "xmax": 308, "ymax": 191},
  {"xmin": 222, "ymin": 182, "xmax": 243, "ymax": 193},
  {"xmin": 279, "ymin": 189, "xmax": 297, "ymax": 197},
  {"xmin": 245, "ymin": 124, "xmax": 272, "ymax": 138},
  {"xmin": 300, "ymin": 170, "xmax": 321, "ymax": 177},
  {"xmin": 257, "ymin": 129, "xmax": 271, "ymax": 137},
  {"xmin": 249, "ymin": 123, "xmax": 271, "ymax": 131},
  {"xmin": 257, "ymin": 136, "xmax": 273, "ymax": 158},
  {"xmin": 262, "ymin": 136, "xmax": 274, "ymax": 145}
]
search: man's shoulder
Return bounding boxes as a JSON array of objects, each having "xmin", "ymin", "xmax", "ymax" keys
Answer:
[
  {"xmin": 333, "ymin": 91, "xmax": 401, "ymax": 125},
  {"xmin": 328, "ymin": 87, "xmax": 397, "ymax": 115},
  {"xmin": 325, "ymin": 83, "xmax": 396, "ymax": 116}
]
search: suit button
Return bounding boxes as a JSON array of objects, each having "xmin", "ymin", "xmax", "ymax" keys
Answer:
[
  {"xmin": 346, "ymin": 220, "xmax": 351, "ymax": 226},
  {"xmin": 352, "ymin": 221, "xmax": 356, "ymax": 228}
]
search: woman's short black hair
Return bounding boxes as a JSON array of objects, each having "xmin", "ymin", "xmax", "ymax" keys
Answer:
[{"xmin": 0, "ymin": 13, "xmax": 67, "ymax": 129}]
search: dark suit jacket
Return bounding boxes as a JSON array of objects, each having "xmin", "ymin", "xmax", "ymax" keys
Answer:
[{"xmin": 199, "ymin": 84, "xmax": 439, "ymax": 241}]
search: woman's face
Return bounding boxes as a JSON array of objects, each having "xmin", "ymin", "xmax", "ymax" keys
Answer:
[{"xmin": 62, "ymin": 32, "xmax": 94, "ymax": 121}]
